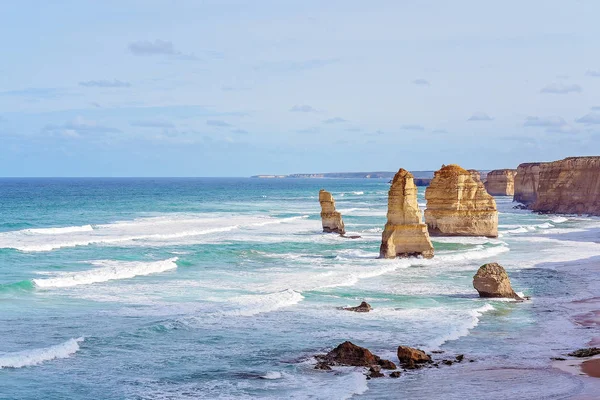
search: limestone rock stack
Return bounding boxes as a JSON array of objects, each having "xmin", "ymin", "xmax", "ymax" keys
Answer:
[
  {"xmin": 513, "ymin": 163, "xmax": 543, "ymax": 205},
  {"xmin": 484, "ymin": 169, "xmax": 517, "ymax": 196},
  {"xmin": 531, "ymin": 157, "xmax": 600, "ymax": 215},
  {"xmin": 379, "ymin": 169, "xmax": 434, "ymax": 259},
  {"xmin": 319, "ymin": 189, "xmax": 345, "ymax": 234},
  {"xmin": 468, "ymin": 169, "xmax": 482, "ymax": 183},
  {"xmin": 425, "ymin": 165, "xmax": 498, "ymax": 237}
]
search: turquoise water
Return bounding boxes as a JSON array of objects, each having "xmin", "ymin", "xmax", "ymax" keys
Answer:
[{"xmin": 0, "ymin": 178, "xmax": 598, "ymax": 399}]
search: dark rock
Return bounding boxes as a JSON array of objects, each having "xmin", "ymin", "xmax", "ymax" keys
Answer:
[
  {"xmin": 341, "ymin": 234, "xmax": 362, "ymax": 239},
  {"xmin": 367, "ymin": 365, "xmax": 384, "ymax": 378},
  {"xmin": 551, "ymin": 357, "xmax": 566, "ymax": 361},
  {"xmin": 343, "ymin": 301, "xmax": 372, "ymax": 313},
  {"xmin": 469, "ymin": 360, "xmax": 475, "ymax": 363},
  {"xmin": 314, "ymin": 362, "xmax": 332, "ymax": 370},
  {"xmin": 431, "ymin": 350, "xmax": 445, "ymax": 354},
  {"xmin": 319, "ymin": 341, "xmax": 396, "ymax": 369},
  {"xmin": 442, "ymin": 360, "xmax": 453, "ymax": 366},
  {"xmin": 389, "ymin": 371, "xmax": 402, "ymax": 378},
  {"xmin": 568, "ymin": 347, "xmax": 600, "ymax": 358},
  {"xmin": 513, "ymin": 204, "xmax": 528, "ymax": 210},
  {"xmin": 455, "ymin": 354, "xmax": 464, "ymax": 363},
  {"xmin": 397, "ymin": 346, "xmax": 432, "ymax": 367}
]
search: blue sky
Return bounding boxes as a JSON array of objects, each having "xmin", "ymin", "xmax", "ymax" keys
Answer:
[{"xmin": 1, "ymin": 0, "xmax": 599, "ymax": 176}]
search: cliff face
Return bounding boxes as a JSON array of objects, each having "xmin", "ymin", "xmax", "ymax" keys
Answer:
[
  {"xmin": 319, "ymin": 190, "xmax": 345, "ymax": 234},
  {"xmin": 513, "ymin": 163, "xmax": 542, "ymax": 205},
  {"xmin": 425, "ymin": 165, "xmax": 498, "ymax": 237},
  {"xmin": 379, "ymin": 169, "xmax": 434, "ymax": 259},
  {"xmin": 484, "ymin": 169, "xmax": 517, "ymax": 196},
  {"xmin": 531, "ymin": 157, "xmax": 600, "ymax": 215}
]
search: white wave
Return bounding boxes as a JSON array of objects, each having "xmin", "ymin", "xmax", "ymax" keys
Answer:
[
  {"xmin": 427, "ymin": 304, "xmax": 494, "ymax": 349},
  {"xmin": 260, "ymin": 371, "xmax": 282, "ymax": 379},
  {"xmin": 0, "ymin": 214, "xmax": 310, "ymax": 252},
  {"xmin": 225, "ymin": 289, "xmax": 304, "ymax": 317},
  {"xmin": 26, "ymin": 225, "xmax": 94, "ymax": 234},
  {"xmin": 550, "ymin": 216, "xmax": 568, "ymax": 223},
  {"xmin": 435, "ymin": 245, "xmax": 509, "ymax": 262},
  {"xmin": 536, "ymin": 222, "xmax": 554, "ymax": 229},
  {"xmin": 432, "ymin": 236, "xmax": 502, "ymax": 245},
  {"xmin": 352, "ymin": 191, "xmax": 364, "ymax": 195},
  {"xmin": 0, "ymin": 337, "xmax": 84, "ymax": 369},
  {"xmin": 33, "ymin": 257, "xmax": 178, "ymax": 288}
]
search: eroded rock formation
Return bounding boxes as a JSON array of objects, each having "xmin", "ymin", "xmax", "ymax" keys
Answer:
[
  {"xmin": 513, "ymin": 162, "xmax": 543, "ymax": 205},
  {"xmin": 342, "ymin": 301, "xmax": 372, "ymax": 312},
  {"xmin": 424, "ymin": 165, "xmax": 498, "ymax": 237},
  {"xmin": 316, "ymin": 341, "xmax": 397, "ymax": 369},
  {"xmin": 473, "ymin": 263, "xmax": 522, "ymax": 299},
  {"xmin": 485, "ymin": 169, "xmax": 517, "ymax": 196},
  {"xmin": 379, "ymin": 169, "xmax": 434, "ymax": 259},
  {"xmin": 319, "ymin": 189, "xmax": 345, "ymax": 234},
  {"xmin": 397, "ymin": 346, "xmax": 432, "ymax": 367},
  {"xmin": 531, "ymin": 157, "xmax": 600, "ymax": 216}
]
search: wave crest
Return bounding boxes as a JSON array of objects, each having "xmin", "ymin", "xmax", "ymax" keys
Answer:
[{"xmin": 0, "ymin": 337, "xmax": 84, "ymax": 369}]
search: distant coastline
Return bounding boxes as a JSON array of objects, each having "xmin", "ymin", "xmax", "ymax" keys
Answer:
[{"xmin": 251, "ymin": 171, "xmax": 436, "ymax": 179}]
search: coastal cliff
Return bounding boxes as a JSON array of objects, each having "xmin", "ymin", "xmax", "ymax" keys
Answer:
[
  {"xmin": 379, "ymin": 169, "xmax": 434, "ymax": 259},
  {"xmin": 513, "ymin": 163, "xmax": 543, "ymax": 205},
  {"xmin": 485, "ymin": 169, "xmax": 517, "ymax": 196},
  {"xmin": 319, "ymin": 190, "xmax": 345, "ymax": 234},
  {"xmin": 425, "ymin": 165, "xmax": 498, "ymax": 237},
  {"xmin": 530, "ymin": 157, "xmax": 600, "ymax": 215}
]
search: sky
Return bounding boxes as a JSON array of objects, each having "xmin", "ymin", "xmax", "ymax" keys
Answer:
[{"xmin": 1, "ymin": 0, "xmax": 600, "ymax": 177}]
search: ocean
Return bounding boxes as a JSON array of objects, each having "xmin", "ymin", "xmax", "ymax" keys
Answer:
[{"xmin": 0, "ymin": 178, "xmax": 598, "ymax": 399}]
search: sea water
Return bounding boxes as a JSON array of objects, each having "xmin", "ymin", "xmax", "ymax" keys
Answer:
[{"xmin": 0, "ymin": 178, "xmax": 598, "ymax": 399}]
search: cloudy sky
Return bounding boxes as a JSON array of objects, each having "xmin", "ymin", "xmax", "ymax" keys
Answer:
[{"xmin": 1, "ymin": 0, "xmax": 600, "ymax": 176}]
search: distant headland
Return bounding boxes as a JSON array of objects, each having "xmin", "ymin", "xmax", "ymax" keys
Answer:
[{"xmin": 251, "ymin": 171, "xmax": 435, "ymax": 179}]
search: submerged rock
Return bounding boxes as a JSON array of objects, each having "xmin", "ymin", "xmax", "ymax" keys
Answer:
[
  {"xmin": 473, "ymin": 263, "xmax": 522, "ymax": 300},
  {"xmin": 425, "ymin": 164, "xmax": 498, "ymax": 237},
  {"xmin": 319, "ymin": 189, "xmax": 345, "ymax": 234},
  {"xmin": 389, "ymin": 371, "xmax": 402, "ymax": 378},
  {"xmin": 366, "ymin": 365, "xmax": 384, "ymax": 378},
  {"xmin": 314, "ymin": 362, "xmax": 332, "ymax": 370},
  {"xmin": 568, "ymin": 348, "xmax": 600, "ymax": 358},
  {"xmin": 317, "ymin": 341, "xmax": 397, "ymax": 369},
  {"xmin": 379, "ymin": 169, "xmax": 434, "ymax": 259},
  {"xmin": 342, "ymin": 301, "xmax": 372, "ymax": 312},
  {"xmin": 485, "ymin": 169, "xmax": 517, "ymax": 196}
]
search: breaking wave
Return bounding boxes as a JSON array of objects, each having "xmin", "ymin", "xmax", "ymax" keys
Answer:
[{"xmin": 0, "ymin": 337, "xmax": 84, "ymax": 369}]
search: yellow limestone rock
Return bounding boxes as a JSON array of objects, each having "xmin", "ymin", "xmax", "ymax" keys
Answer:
[
  {"xmin": 513, "ymin": 162, "xmax": 543, "ymax": 205},
  {"xmin": 379, "ymin": 169, "xmax": 434, "ymax": 259},
  {"xmin": 531, "ymin": 157, "xmax": 600, "ymax": 215},
  {"xmin": 425, "ymin": 165, "xmax": 498, "ymax": 237},
  {"xmin": 485, "ymin": 169, "xmax": 517, "ymax": 196},
  {"xmin": 319, "ymin": 189, "xmax": 345, "ymax": 234}
]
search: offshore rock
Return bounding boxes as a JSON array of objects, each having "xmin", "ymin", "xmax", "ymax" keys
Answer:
[
  {"xmin": 397, "ymin": 346, "xmax": 432, "ymax": 368},
  {"xmin": 319, "ymin": 189, "xmax": 345, "ymax": 234},
  {"xmin": 473, "ymin": 263, "xmax": 522, "ymax": 299},
  {"xmin": 425, "ymin": 165, "xmax": 498, "ymax": 237},
  {"xmin": 379, "ymin": 169, "xmax": 434, "ymax": 259},
  {"xmin": 342, "ymin": 301, "xmax": 372, "ymax": 312},
  {"xmin": 513, "ymin": 162, "xmax": 543, "ymax": 205},
  {"xmin": 317, "ymin": 341, "xmax": 397, "ymax": 369},
  {"xmin": 531, "ymin": 157, "xmax": 600, "ymax": 216},
  {"xmin": 485, "ymin": 169, "xmax": 517, "ymax": 196}
]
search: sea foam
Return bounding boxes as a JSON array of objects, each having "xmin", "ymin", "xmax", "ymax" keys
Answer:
[
  {"xmin": 0, "ymin": 337, "xmax": 84, "ymax": 369},
  {"xmin": 427, "ymin": 304, "xmax": 494, "ymax": 349},
  {"xmin": 33, "ymin": 257, "xmax": 178, "ymax": 288}
]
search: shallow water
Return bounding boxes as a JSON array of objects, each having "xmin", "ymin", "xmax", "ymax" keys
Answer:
[{"xmin": 0, "ymin": 178, "xmax": 598, "ymax": 399}]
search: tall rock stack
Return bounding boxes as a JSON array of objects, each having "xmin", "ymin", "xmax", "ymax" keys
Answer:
[
  {"xmin": 319, "ymin": 189, "xmax": 346, "ymax": 234},
  {"xmin": 513, "ymin": 163, "xmax": 543, "ymax": 205},
  {"xmin": 425, "ymin": 165, "xmax": 498, "ymax": 237},
  {"xmin": 531, "ymin": 157, "xmax": 600, "ymax": 216},
  {"xmin": 484, "ymin": 169, "xmax": 517, "ymax": 196},
  {"xmin": 379, "ymin": 169, "xmax": 434, "ymax": 259}
]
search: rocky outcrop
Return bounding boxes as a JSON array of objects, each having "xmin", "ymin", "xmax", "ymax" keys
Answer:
[
  {"xmin": 513, "ymin": 162, "xmax": 543, "ymax": 205},
  {"xmin": 379, "ymin": 169, "xmax": 434, "ymax": 259},
  {"xmin": 397, "ymin": 346, "xmax": 432, "ymax": 367},
  {"xmin": 530, "ymin": 157, "xmax": 600, "ymax": 216},
  {"xmin": 473, "ymin": 263, "xmax": 522, "ymax": 299},
  {"xmin": 342, "ymin": 301, "xmax": 372, "ymax": 312},
  {"xmin": 485, "ymin": 169, "xmax": 517, "ymax": 196},
  {"xmin": 319, "ymin": 189, "xmax": 345, "ymax": 234},
  {"xmin": 424, "ymin": 165, "xmax": 498, "ymax": 237},
  {"xmin": 316, "ymin": 341, "xmax": 397, "ymax": 369},
  {"xmin": 468, "ymin": 169, "xmax": 482, "ymax": 183}
]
